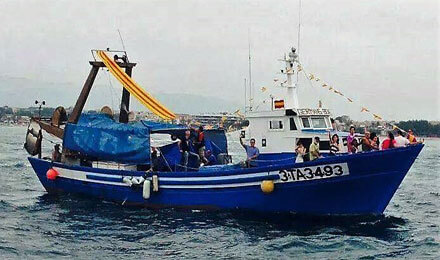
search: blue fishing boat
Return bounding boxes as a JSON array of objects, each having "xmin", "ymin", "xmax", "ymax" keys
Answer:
[{"xmin": 25, "ymin": 49, "xmax": 424, "ymax": 215}]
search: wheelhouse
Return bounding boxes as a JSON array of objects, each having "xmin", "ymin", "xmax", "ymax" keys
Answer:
[{"xmin": 243, "ymin": 108, "xmax": 334, "ymax": 155}]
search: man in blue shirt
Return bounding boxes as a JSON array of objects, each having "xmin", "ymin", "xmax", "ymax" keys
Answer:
[{"xmin": 240, "ymin": 137, "xmax": 260, "ymax": 167}]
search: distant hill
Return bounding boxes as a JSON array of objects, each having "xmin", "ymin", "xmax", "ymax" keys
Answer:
[
  {"xmin": 151, "ymin": 93, "xmax": 241, "ymax": 114},
  {"xmin": 0, "ymin": 76, "xmax": 241, "ymax": 114}
]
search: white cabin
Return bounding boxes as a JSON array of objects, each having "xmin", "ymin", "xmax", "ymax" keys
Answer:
[
  {"xmin": 243, "ymin": 108, "xmax": 333, "ymax": 154},
  {"xmin": 242, "ymin": 47, "xmax": 342, "ymax": 155}
]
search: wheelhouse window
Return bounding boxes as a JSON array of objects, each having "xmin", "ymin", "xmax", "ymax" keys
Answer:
[
  {"xmin": 289, "ymin": 118, "xmax": 297, "ymax": 130},
  {"xmin": 311, "ymin": 117, "xmax": 327, "ymax": 128},
  {"xmin": 325, "ymin": 117, "xmax": 331, "ymax": 128},
  {"xmin": 269, "ymin": 120, "xmax": 283, "ymax": 130},
  {"xmin": 301, "ymin": 117, "xmax": 311, "ymax": 128}
]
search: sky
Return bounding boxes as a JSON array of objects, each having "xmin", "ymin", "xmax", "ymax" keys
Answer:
[{"xmin": 0, "ymin": 0, "xmax": 438, "ymax": 121}]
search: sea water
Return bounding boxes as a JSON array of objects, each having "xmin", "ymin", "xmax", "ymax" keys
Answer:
[{"xmin": 0, "ymin": 126, "xmax": 439, "ymax": 259}]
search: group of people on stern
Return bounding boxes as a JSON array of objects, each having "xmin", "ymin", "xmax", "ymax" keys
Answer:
[{"xmin": 238, "ymin": 126, "xmax": 421, "ymax": 166}]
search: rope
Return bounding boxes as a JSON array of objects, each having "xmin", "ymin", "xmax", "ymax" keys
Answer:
[
  {"xmin": 251, "ymin": 156, "xmax": 299, "ymax": 163},
  {"xmin": 157, "ymin": 147, "xmax": 173, "ymax": 172},
  {"xmin": 106, "ymin": 70, "xmax": 116, "ymax": 112},
  {"xmin": 42, "ymin": 136, "xmax": 61, "ymax": 145},
  {"xmin": 175, "ymin": 163, "xmax": 201, "ymax": 171}
]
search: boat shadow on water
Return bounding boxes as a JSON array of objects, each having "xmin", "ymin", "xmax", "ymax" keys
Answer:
[{"xmin": 36, "ymin": 193, "xmax": 408, "ymax": 242}]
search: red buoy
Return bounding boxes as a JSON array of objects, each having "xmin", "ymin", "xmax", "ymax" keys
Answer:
[{"xmin": 46, "ymin": 168, "xmax": 59, "ymax": 180}]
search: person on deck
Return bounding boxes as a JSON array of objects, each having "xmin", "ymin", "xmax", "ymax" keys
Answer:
[
  {"xmin": 179, "ymin": 130, "xmax": 199, "ymax": 169},
  {"xmin": 205, "ymin": 150, "xmax": 217, "ymax": 166},
  {"xmin": 151, "ymin": 147, "xmax": 158, "ymax": 171},
  {"xmin": 329, "ymin": 133, "xmax": 342, "ymax": 155},
  {"xmin": 395, "ymin": 130, "xmax": 410, "ymax": 147},
  {"xmin": 195, "ymin": 126, "xmax": 208, "ymax": 165},
  {"xmin": 370, "ymin": 134, "xmax": 379, "ymax": 150},
  {"xmin": 52, "ymin": 144, "xmax": 61, "ymax": 162},
  {"xmin": 407, "ymin": 129, "xmax": 418, "ymax": 144},
  {"xmin": 309, "ymin": 137, "xmax": 320, "ymax": 161},
  {"xmin": 361, "ymin": 131, "xmax": 375, "ymax": 152},
  {"xmin": 351, "ymin": 138, "xmax": 360, "ymax": 153},
  {"xmin": 370, "ymin": 132, "xmax": 379, "ymax": 147},
  {"xmin": 295, "ymin": 140, "xmax": 306, "ymax": 163},
  {"xmin": 347, "ymin": 126, "xmax": 356, "ymax": 154},
  {"xmin": 240, "ymin": 137, "xmax": 260, "ymax": 167},
  {"xmin": 381, "ymin": 132, "xmax": 397, "ymax": 150}
]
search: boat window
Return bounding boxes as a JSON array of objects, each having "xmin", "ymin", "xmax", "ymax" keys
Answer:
[
  {"xmin": 325, "ymin": 117, "xmax": 331, "ymax": 128},
  {"xmin": 301, "ymin": 117, "xmax": 311, "ymax": 128},
  {"xmin": 269, "ymin": 120, "xmax": 283, "ymax": 130},
  {"xmin": 290, "ymin": 118, "xmax": 297, "ymax": 130},
  {"xmin": 311, "ymin": 117, "xmax": 327, "ymax": 128}
]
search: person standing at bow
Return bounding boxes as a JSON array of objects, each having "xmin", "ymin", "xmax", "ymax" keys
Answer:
[
  {"xmin": 395, "ymin": 130, "xmax": 410, "ymax": 147},
  {"xmin": 407, "ymin": 129, "xmax": 418, "ymax": 144},
  {"xmin": 381, "ymin": 132, "xmax": 397, "ymax": 150}
]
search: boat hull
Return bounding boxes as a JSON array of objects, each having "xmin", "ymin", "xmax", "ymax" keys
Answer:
[{"xmin": 29, "ymin": 144, "xmax": 423, "ymax": 215}]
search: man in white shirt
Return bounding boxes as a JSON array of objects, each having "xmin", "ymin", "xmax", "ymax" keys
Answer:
[{"xmin": 395, "ymin": 130, "xmax": 410, "ymax": 147}]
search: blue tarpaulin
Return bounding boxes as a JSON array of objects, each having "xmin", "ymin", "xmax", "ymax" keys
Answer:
[
  {"xmin": 63, "ymin": 113, "xmax": 229, "ymax": 166},
  {"xmin": 63, "ymin": 114, "xmax": 151, "ymax": 164}
]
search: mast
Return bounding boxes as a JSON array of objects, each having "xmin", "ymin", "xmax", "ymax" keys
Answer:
[
  {"xmin": 283, "ymin": 0, "xmax": 302, "ymax": 109},
  {"xmin": 248, "ymin": 29, "xmax": 253, "ymax": 111},
  {"xmin": 296, "ymin": 0, "xmax": 302, "ymax": 84},
  {"xmin": 244, "ymin": 78, "xmax": 247, "ymax": 113},
  {"xmin": 283, "ymin": 48, "xmax": 299, "ymax": 109}
]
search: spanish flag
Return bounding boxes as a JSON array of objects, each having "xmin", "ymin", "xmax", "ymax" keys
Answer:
[{"xmin": 274, "ymin": 100, "xmax": 285, "ymax": 109}]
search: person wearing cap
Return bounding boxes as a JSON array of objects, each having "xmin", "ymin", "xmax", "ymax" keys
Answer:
[
  {"xmin": 407, "ymin": 129, "xmax": 418, "ymax": 144},
  {"xmin": 309, "ymin": 136, "xmax": 320, "ymax": 161}
]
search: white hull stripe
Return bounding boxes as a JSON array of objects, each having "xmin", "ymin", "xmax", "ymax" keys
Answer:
[
  {"xmin": 159, "ymin": 172, "xmax": 277, "ymax": 182},
  {"xmin": 54, "ymin": 167, "xmax": 269, "ymax": 189},
  {"xmin": 56, "ymin": 167, "xmax": 278, "ymax": 182},
  {"xmin": 55, "ymin": 167, "xmax": 129, "ymax": 187},
  {"xmin": 161, "ymin": 182, "xmax": 262, "ymax": 189}
]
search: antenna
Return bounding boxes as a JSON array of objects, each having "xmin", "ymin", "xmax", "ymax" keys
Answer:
[
  {"xmin": 296, "ymin": 0, "xmax": 302, "ymax": 84},
  {"xmin": 297, "ymin": 0, "xmax": 302, "ymax": 55},
  {"xmin": 244, "ymin": 78, "xmax": 247, "ymax": 113},
  {"xmin": 248, "ymin": 28, "xmax": 253, "ymax": 111},
  {"xmin": 118, "ymin": 29, "xmax": 126, "ymax": 52}
]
